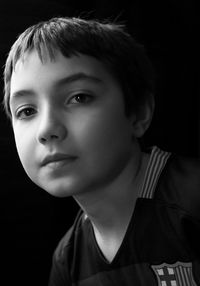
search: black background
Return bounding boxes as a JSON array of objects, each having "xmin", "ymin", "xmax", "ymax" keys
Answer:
[{"xmin": 0, "ymin": 1, "xmax": 199, "ymax": 285}]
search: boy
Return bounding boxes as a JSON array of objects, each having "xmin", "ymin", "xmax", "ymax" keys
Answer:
[{"xmin": 3, "ymin": 17, "xmax": 200, "ymax": 285}]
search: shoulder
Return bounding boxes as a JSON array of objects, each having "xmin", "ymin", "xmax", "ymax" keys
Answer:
[
  {"xmin": 49, "ymin": 210, "xmax": 87, "ymax": 285},
  {"xmin": 53, "ymin": 209, "xmax": 84, "ymax": 264},
  {"xmin": 155, "ymin": 153, "xmax": 200, "ymax": 218}
]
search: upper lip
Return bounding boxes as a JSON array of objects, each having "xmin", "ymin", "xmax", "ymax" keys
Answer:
[{"xmin": 41, "ymin": 153, "xmax": 77, "ymax": 166}]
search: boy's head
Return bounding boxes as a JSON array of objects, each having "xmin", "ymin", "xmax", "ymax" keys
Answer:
[
  {"xmin": 4, "ymin": 16, "xmax": 155, "ymax": 119},
  {"xmin": 3, "ymin": 17, "xmax": 155, "ymax": 198}
]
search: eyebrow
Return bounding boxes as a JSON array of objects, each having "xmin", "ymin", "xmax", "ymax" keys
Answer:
[
  {"xmin": 55, "ymin": 72, "xmax": 103, "ymax": 87},
  {"xmin": 10, "ymin": 89, "xmax": 36, "ymax": 104},
  {"xmin": 10, "ymin": 72, "xmax": 103, "ymax": 103}
]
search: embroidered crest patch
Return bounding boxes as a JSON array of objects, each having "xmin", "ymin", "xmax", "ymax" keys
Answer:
[{"xmin": 151, "ymin": 261, "xmax": 197, "ymax": 286}]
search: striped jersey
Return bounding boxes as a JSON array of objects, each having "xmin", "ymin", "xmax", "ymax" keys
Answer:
[{"xmin": 49, "ymin": 146, "xmax": 200, "ymax": 285}]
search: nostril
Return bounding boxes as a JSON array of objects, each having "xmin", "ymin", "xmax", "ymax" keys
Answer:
[
  {"xmin": 51, "ymin": 134, "xmax": 59, "ymax": 139},
  {"xmin": 40, "ymin": 137, "xmax": 47, "ymax": 143},
  {"xmin": 39, "ymin": 134, "xmax": 60, "ymax": 144}
]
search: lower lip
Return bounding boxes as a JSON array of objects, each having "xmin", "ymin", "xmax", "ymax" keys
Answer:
[{"xmin": 44, "ymin": 158, "xmax": 77, "ymax": 170}]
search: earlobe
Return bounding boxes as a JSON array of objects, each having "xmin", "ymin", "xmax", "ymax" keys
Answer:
[{"xmin": 131, "ymin": 94, "xmax": 155, "ymax": 138}]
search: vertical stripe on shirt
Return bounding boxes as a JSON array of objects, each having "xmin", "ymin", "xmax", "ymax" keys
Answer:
[{"xmin": 139, "ymin": 146, "xmax": 171, "ymax": 199}]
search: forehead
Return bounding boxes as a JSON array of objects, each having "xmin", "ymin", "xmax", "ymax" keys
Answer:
[{"xmin": 10, "ymin": 50, "xmax": 117, "ymax": 92}]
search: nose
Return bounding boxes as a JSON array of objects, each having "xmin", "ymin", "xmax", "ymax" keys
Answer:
[{"xmin": 37, "ymin": 107, "xmax": 67, "ymax": 144}]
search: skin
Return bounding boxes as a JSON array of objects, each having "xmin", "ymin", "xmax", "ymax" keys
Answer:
[{"xmin": 10, "ymin": 50, "xmax": 152, "ymax": 262}]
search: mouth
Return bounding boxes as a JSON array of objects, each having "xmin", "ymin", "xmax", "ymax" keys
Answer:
[{"xmin": 41, "ymin": 153, "xmax": 78, "ymax": 168}]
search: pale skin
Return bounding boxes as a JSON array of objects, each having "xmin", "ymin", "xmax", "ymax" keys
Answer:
[{"xmin": 10, "ymin": 50, "xmax": 154, "ymax": 262}]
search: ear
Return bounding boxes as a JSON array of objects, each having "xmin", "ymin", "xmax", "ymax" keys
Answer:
[{"xmin": 131, "ymin": 93, "xmax": 155, "ymax": 138}]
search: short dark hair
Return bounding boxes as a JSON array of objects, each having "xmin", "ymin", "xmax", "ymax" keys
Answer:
[{"xmin": 3, "ymin": 16, "xmax": 155, "ymax": 118}]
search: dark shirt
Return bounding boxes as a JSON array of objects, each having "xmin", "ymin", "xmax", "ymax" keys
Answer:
[{"xmin": 49, "ymin": 146, "xmax": 200, "ymax": 285}]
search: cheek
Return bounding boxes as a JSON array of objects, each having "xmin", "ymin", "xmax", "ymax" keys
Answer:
[
  {"xmin": 71, "ymin": 107, "xmax": 133, "ymax": 162},
  {"xmin": 14, "ymin": 127, "xmax": 36, "ymax": 174}
]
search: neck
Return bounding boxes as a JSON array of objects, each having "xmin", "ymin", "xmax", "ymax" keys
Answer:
[{"xmin": 74, "ymin": 146, "xmax": 149, "ymax": 237}]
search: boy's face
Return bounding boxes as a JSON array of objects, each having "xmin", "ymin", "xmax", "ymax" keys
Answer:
[{"xmin": 10, "ymin": 50, "xmax": 138, "ymax": 197}]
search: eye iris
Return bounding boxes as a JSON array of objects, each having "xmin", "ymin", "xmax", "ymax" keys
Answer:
[
  {"xmin": 76, "ymin": 94, "xmax": 86, "ymax": 102},
  {"xmin": 24, "ymin": 108, "xmax": 33, "ymax": 116},
  {"xmin": 75, "ymin": 94, "xmax": 91, "ymax": 103}
]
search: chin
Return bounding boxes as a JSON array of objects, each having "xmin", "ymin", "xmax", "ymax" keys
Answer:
[
  {"xmin": 47, "ymin": 190, "xmax": 70, "ymax": 198},
  {"xmin": 39, "ymin": 180, "xmax": 81, "ymax": 198},
  {"xmin": 44, "ymin": 186, "xmax": 73, "ymax": 198}
]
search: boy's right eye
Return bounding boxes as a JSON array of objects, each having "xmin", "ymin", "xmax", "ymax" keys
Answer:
[{"xmin": 15, "ymin": 106, "xmax": 36, "ymax": 120}]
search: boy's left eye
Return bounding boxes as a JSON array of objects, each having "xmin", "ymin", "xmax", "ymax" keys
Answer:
[{"xmin": 68, "ymin": 93, "xmax": 93, "ymax": 104}]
